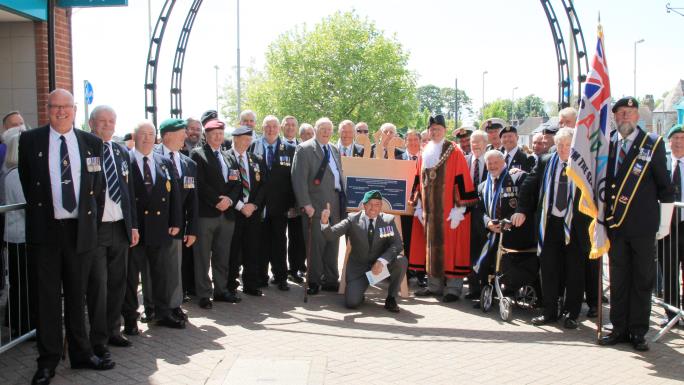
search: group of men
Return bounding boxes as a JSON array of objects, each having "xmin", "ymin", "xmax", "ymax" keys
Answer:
[{"xmin": 15, "ymin": 86, "xmax": 678, "ymax": 384}]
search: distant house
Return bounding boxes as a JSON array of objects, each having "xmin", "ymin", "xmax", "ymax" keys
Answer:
[
  {"xmin": 652, "ymin": 80, "xmax": 684, "ymax": 136},
  {"xmin": 516, "ymin": 116, "xmax": 548, "ymax": 148}
]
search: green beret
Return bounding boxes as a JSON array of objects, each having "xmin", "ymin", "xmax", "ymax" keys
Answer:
[
  {"xmin": 361, "ymin": 190, "xmax": 382, "ymax": 204},
  {"xmin": 159, "ymin": 118, "xmax": 186, "ymax": 134},
  {"xmin": 667, "ymin": 124, "xmax": 684, "ymax": 139}
]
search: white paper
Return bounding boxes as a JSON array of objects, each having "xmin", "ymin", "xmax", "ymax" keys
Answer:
[{"xmin": 366, "ymin": 264, "xmax": 390, "ymax": 286}]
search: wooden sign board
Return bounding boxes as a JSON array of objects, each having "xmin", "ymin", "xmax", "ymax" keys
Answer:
[{"xmin": 341, "ymin": 157, "xmax": 416, "ymax": 216}]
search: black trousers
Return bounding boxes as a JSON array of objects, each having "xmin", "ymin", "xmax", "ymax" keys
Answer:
[
  {"xmin": 181, "ymin": 242, "xmax": 195, "ymax": 295},
  {"xmin": 4, "ymin": 242, "xmax": 36, "ymax": 337},
  {"xmin": 584, "ymin": 257, "xmax": 600, "ymax": 308},
  {"xmin": 87, "ymin": 220, "xmax": 128, "ymax": 348},
  {"xmin": 123, "ymin": 242, "xmax": 175, "ymax": 321},
  {"xmin": 31, "ymin": 219, "xmax": 93, "ymax": 369},
  {"xmin": 657, "ymin": 222, "xmax": 684, "ymax": 319},
  {"xmin": 287, "ymin": 215, "xmax": 306, "ymax": 273},
  {"xmin": 608, "ymin": 235, "xmax": 656, "ymax": 338},
  {"xmin": 262, "ymin": 214, "xmax": 288, "ymax": 282},
  {"xmin": 540, "ymin": 216, "xmax": 586, "ymax": 319},
  {"xmin": 228, "ymin": 212, "xmax": 263, "ymax": 291}
]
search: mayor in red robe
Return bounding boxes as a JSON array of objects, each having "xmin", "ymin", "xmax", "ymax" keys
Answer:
[{"xmin": 409, "ymin": 114, "xmax": 478, "ymax": 302}]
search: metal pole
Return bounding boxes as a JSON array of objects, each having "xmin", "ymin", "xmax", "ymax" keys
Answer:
[
  {"xmin": 236, "ymin": 0, "xmax": 241, "ymax": 115},
  {"xmin": 83, "ymin": 80, "xmax": 89, "ymax": 129},
  {"xmin": 454, "ymin": 78, "xmax": 458, "ymax": 125},
  {"xmin": 511, "ymin": 86, "xmax": 518, "ymax": 122},
  {"xmin": 633, "ymin": 38, "xmax": 644, "ymax": 96},
  {"xmin": 482, "ymin": 70, "xmax": 488, "ymax": 118},
  {"xmin": 214, "ymin": 65, "xmax": 219, "ymax": 113},
  {"xmin": 147, "ymin": 0, "xmax": 152, "ymax": 44}
]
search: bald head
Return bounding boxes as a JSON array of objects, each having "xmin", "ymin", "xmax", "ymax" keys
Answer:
[{"xmin": 47, "ymin": 89, "xmax": 76, "ymax": 133}]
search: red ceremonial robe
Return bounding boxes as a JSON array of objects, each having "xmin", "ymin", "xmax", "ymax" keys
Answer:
[{"xmin": 409, "ymin": 141, "xmax": 478, "ymax": 278}]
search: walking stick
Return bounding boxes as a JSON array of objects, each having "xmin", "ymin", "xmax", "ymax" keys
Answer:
[
  {"xmin": 596, "ymin": 255, "xmax": 603, "ymax": 342},
  {"xmin": 304, "ymin": 216, "xmax": 313, "ymax": 303}
]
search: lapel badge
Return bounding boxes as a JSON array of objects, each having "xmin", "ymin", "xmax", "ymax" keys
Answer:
[
  {"xmin": 38, "ymin": 152, "xmax": 42, "ymax": 157},
  {"xmin": 166, "ymin": 180, "xmax": 171, "ymax": 193}
]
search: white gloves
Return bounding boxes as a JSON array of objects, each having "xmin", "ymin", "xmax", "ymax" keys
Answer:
[
  {"xmin": 447, "ymin": 206, "xmax": 467, "ymax": 229},
  {"xmin": 414, "ymin": 199, "xmax": 424, "ymax": 226},
  {"xmin": 656, "ymin": 202, "xmax": 675, "ymax": 240}
]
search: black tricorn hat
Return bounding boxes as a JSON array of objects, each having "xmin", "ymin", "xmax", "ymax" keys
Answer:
[{"xmin": 428, "ymin": 114, "xmax": 447, "ymax": 129}]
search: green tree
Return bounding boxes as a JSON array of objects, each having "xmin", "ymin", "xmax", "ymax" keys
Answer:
[
  {"xmin": 238, "ymin": 11, "xmax": 417, "ymax": 131},
  {"xmin": 513, "ymin": 94, "xmax": 547, "ymax": 120},
  {"xmin": 416, "ymin": 85, "xmax": 472, "ymax": 122},
  {"xmin": 482, "ymin": 99, "xmax": 513, "ymax": 121}
]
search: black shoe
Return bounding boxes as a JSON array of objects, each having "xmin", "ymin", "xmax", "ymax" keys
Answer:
[
  {"xmin": 631, "ymin": 335, "xmax": 649, "ymax": 351},
  {"xmin": 31, "ymin": 368, "xmax": 54, "ymax": 385},
  {"xmin": 277, "ymin": 281, "xmax": 290, "ymax": 291},
  {"xmin": 414, "ymin": 288, "xmax": 436, "ymax": 297},
  {"xmin": 215, "ymin": 291, "xmax": 242, "ymax": 303},
  {"xmin": 71, "ymin": 354, "xmax": 116, "ymax": 370},
  {"xmin": 157, "ymin": 315, "xmax": 186, "ymax": 329},
  {"xmin": 442, "ymin": 294, "xmax": 460, "ymax": 303},
  {"xmin": 598, "ymin": 332, "xmax": 630, "ymax": 346},
  {"xmin": 306, "ymin": 283, "xmax": 320, "ymax": 295},
  {"xmin": 384, "ymin": 296, "xmax": 400, "ymax": 313},
  {"xmin": 321, "ymin": 282, "xmax": 340, "ymax": 292},
  {"xmin": 586, "ymin": 306, "xmax": 598, "ymax": 318},
  {"xmin": 563, "ymin": 317, "xmax": 578, "ymax": 329},
  {"xmin": 531, "ymin": 315, "xmax": 557, "ymax": 326},
  {"xmin": 173, "ymin": 307, "xmax": 188, "ymax": 321},
  {"xmin": 93, "ymin": 345, "xmax": 111, "ymax": 360},
  {"xmin": 199, "ymin": 297, "xmax": 213, "ymax": 309},
  {"xmin": 123, "ymin": 320, "xmax": 139, "ymax": 336},
  {"xmin": 243, "ymin": 287, "xmax": 264, "ymax": 296},
  {"xmin": 464, "ymin": 292, "xmax": 480, "ymax": 300},
  {"xmin": 108, "ymin": 334, "xmax": 132, "ymax": 347},
  {"xmin": 417, "ymin": 276, "xmax": 428, "ymax": 288},
  {"xmin": 140, "ymin": 312, "xmax": 155, "ymax": 324},
  {"xmin": 288, "ymin": 272, "xmax": 304, "ymax": 284},
  {"xmin": 183, "ymin": 294, "xmax": 192, "ymax": 303}
]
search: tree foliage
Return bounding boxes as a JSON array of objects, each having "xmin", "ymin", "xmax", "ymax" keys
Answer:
[
  {"xmin": 239, "ymin": 11, "xmax": 417, "ymax": 131},
  {"xmin": 416, "ymin": 85, "xmax": 472, "ymax": 122},
  {"xmin": 481, "ymin": 94, "xmax": 548, "ymax": 122}
]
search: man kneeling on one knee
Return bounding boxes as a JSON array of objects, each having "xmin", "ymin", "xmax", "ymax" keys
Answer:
[{"xmin": 320, "ymin": 190, "xmax": 408, "ymax": 312}]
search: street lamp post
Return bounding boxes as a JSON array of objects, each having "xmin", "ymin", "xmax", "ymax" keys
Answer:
[
  {"xmin": 214, "ymin": 65, "xmax": 220, "ymax": 114},
  {"xmin": 482, "ymin": 70, "xmax": 488, "ymax": 118},
  {"xmin": 236, "ymin": 0, "xmax": 241, "ymax": 114},
  {"xmin": 633, "ymin": 38, "xmax": 644, "ymax": 97},
  {"xmin": 511, "ymin": 86, "xmax": 518, "ymax": 122}
]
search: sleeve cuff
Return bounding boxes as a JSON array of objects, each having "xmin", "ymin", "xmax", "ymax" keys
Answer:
[
  {"xmin": 377, "ymin": 258, "xmax": 389, "ymax": 266},
  {"xmin": 321, "ymin": 222, "xmax": 330, "ymax": 229},
  {"xmin": 235, "ymin": 201, "xmax": 245, "ymax": 211}
]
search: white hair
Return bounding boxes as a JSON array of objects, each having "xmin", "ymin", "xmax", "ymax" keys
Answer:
[
  {"xmin": 134, "ymin": 119, "xmax": 155, "ymax": 134},
  {"xmin": 299, "ymin": 123, "xmax": 313, "ymax": 135},
  {"xmin": 470, "ymin": 130, "xmax": 487, "ymax": 143},
  {"xmin": 484, "ymin": 149, "xmax": 504, "ymax": 162},
  {"xmin": 380, "ymin": 122, "xmax": 397, "ymax": 134},
  {"xmin": 554, "ymin": 127, "xmax": 574, "ymax": 145},
  {"xmin": 559, "ymin": 107, "xmax": 577, "ymax": 120},
  {"xmin": 262, "ymin": 115, "xmax": 279, "ymax": 127},
  {"xmin": 89, "ymin": 105, "xmax": 116, "ymax": 121},
  {"xmin": 239, "ymin": 109, "xmax": 256, "ymax": 122},
  {"xmin": 532, "ymin": 132, "xmax": 544, "ymax": 141},
  {"xmin": 338, "ymin": 119, "xmax": 354, "ymax": 132},
  {"xmin": 314, "ymin": 117, "xmax": 333, "ymax": 132}
]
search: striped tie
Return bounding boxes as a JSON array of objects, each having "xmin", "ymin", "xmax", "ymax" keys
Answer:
[
  {"xmin": 617, "ymin": 139, "xmax": 628, "ymax": 169},
  {"xmin": 103, "ymin": 143, "xmax": 121, "ymax": 203},
  {"xmin": 239, "ymin": 155, "xmax": 250, "ymax": 200},
  {"xmin": 60, "ymin": 135, "xmax": 76, "ymax": 212}
]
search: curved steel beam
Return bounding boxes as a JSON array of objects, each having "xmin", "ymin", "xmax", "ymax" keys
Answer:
[
  {"xmin": 540, "ymin": 0, "xmax": 571, "ymax": 109},
  {"xmin": 561, "ymin": 0, "xmax": 590, "ymax": 106},
  {"xmin": 144, "ymin": 0, "xmax": 176, "ymax": 128},
  {"xmin": 170, "ymin": 0, "xmax": 204, "ymax": 118}
]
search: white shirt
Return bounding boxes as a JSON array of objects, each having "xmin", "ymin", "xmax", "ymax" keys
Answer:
[
  {"xmin": 672, "ymin": 156, "xmax": 684, "ymax": 219},
  {"xmin": 337, "ymin": 141, "xmax": 354, "ymax": 157},
  {"xmin": 504, "ymin": 146, "xmax": 518, "ymax": 168},
  {"xmin": 319, "ymin": 141, "xmax": 342, "ymax": 191},
  {"xmin": 403, "ymin": 150, "xmax": 420, "ymax": 161},
  {"xmin": 101, "ymin": 141, "xmax": 124, "ymax": 222},
  {"xmin": 470, "ymin": 153, "xmax": 485, "ymax": 183},
  {"xmin": 234, "ymin": 149, "xmax": 251, "ymax": 210},
  {"xmin": 49, "ymin": 126, "xmax": 81, "ymax": 219},
  {"xmin": 551, "ymin": 160, "xmax": 569, "ymax": 218},
  {"xmin": 210, "ymin": 145, "xmax": 228, "ymax": 182},
  {"xmin": 161, "ymin": 144, "xmax": 183, "ymax": 177},
  {"xmin": 132, "ymin": 149, "xmax": 156, "ymax": 184}
]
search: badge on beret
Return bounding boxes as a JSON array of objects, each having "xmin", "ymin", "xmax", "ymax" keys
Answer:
[{"xmin": 627, "ymin": 99, "xmax": 634, "ymax": 107}]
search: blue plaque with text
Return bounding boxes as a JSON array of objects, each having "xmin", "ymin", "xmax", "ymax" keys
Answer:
[{"xmin": 346, "ymin": 177, "xmax": 406, "ymax": 211}]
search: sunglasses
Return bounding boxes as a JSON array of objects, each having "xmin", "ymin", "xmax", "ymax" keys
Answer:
[{"xmin": 356, "ymin": 129, "xmax": 369, "ymax": 134}]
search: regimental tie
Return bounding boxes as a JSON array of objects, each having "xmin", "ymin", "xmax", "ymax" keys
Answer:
[
  {"xmin": 239, "ymin": 155, "xmax": 250, "ymax": 200},
  {"xmin": 368, "ymin": 218, "xmax": 375, "ymax": 246},
  {"xmin": 60, "ymin": 135, "xmax": 76, "ymax": 212},
  {"xmin": 143, "ymin": 156, "xmax": 153, "ymax": 194},
  {"xmin": 266, "ymin": 144, "xmax": 274, "ymax": 169},
  {"xmin": 473, "ymin": 158, "xmax": 481, "ymax": 187},
  {"xmin": 493, "ymin": 178, "xmax": 502, "ymax": 219},
  {"xmin": 505, "ymin": 154, "xmax": 510, "ymax": 167},
  {"xmin": 555, "ymin": 162, "xmax": 568, "ymax": 212},
  {"xmin": 169, "ymin": 151, "xmax": 180, "ymax": 179},
  {"xmin": 103, "ymin": 143, "xmax": 121, "ymax": 204},
  {"xmin": 617, "ymin": 139, "xmax": 628, "ymax": 172}
]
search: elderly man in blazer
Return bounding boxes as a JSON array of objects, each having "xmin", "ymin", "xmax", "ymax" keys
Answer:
[
  {"xmin": 88, "ymin": 105, "xmax": 139, "ymax": 358},
  {"xmin": 292, "ymin": 117, "xmax": 346, "ymax": 295},
  {"xmin": 19, "ymin": 89, "xmax": 113, "ymax": 385},
  {"xmin": 321, "ymin": 190, "xmax": 407, "ymax": 312}
]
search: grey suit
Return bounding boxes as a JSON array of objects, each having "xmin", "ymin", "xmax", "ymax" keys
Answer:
[
  {"xmin": 322, "ymin": 211, "xmax": 407, "ymax": 308},
  {"xmin": 291, "ymin": 139, "xmax": 345, "ymax": 286}
]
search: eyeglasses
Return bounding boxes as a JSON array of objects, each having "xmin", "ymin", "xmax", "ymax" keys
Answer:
[
  {"xmin": 48, "ymin": 104, "xmax": 74, "ymax": 111},
  {"xmin": 356, "ymin": 130, "xmax": 369, "ymax": 134}
]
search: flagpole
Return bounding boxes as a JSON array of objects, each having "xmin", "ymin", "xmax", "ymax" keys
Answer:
[{"xmin": 596, "ymin": 20, "xmax": 604, "ymax": 343}]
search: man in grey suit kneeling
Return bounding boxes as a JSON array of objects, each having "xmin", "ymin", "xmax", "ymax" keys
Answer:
[{"xmin": 320, "ymin": 190, "xmax": 408, "ymax": 312}]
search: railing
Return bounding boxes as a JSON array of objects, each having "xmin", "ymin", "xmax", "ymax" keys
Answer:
[
  {"xmin": 652, "ymin": 201, "xmax": 684, "ymax": 342},
  {"xmin": 0, "ymin": 203, "xmax": 34, "ymax": 354}
]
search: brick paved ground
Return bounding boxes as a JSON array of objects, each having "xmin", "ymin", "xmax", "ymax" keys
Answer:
[{"xmin": 1, "ymin": 254, "xmax": 683, "ymax": 384}]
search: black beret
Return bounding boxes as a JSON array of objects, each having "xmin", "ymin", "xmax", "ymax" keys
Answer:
[
  {"xmin": 428, "ymin": 114, "xmax": 447, "ymax": 129},
  {"xmin": 499, "ymin": 125, "xmax": 517, "ymax": 138},
  {"xmin": 611, "ymin": 97, "xmax": 639, "ymax": 113},
  {"xmin": 201, "ymin": 110, "xmax": 218, "ymax": 126},
  {"xmin": 123, "ymin": 133, "xmax": 132, "ymax": 141}
]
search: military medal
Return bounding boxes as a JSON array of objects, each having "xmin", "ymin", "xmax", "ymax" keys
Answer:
[
  {"xmin": 166, "ymin": 180, "xmax": 171, "ymax": 192},
  {"xmin": 429, "ymin": 169, "xmax": 436, "ymax": 179},
  {"xmin": 86, "ymin": 156, "xmax": 101, "ymax": 172}
]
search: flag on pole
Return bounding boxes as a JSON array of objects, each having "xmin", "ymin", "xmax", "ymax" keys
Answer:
[{"xmin": 566, "ymin": 24, "xmax": 612, "ymax": 259}]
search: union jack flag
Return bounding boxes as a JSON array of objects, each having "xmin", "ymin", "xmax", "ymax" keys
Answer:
[{"xmin": 566, "ymin": 25, "xmax": 612, "ymax": 258}]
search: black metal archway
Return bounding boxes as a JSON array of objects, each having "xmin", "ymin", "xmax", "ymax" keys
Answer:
[{"xmin": 144, "ymin": 0, "xmax": 589, "ymax": 125}]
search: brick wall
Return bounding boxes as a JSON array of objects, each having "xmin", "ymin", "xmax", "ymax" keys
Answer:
[{"xmin": 34, "ymin": 7, "xmax": 73, "ymax": 126}]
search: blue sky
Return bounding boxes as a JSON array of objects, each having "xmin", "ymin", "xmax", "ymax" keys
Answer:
[{"xmin": 71, "ymin": 0, "xmax": 684, "ymax": 133}]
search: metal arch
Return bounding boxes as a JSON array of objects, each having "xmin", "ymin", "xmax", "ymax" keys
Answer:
[
  {"xmin": 144, "ymin": 0, "xmax": 176, "ymax": 128},
  {"xmin": 540, "ymin": 0, "xmax": 571, "ymax": 109},
  {"xmin": 561, "ymin": 0, "xmax": 590, "ymax": 106},
  {"xmin": 170, "ymin": 0, "xmax": 204, "ymax": 118}
]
